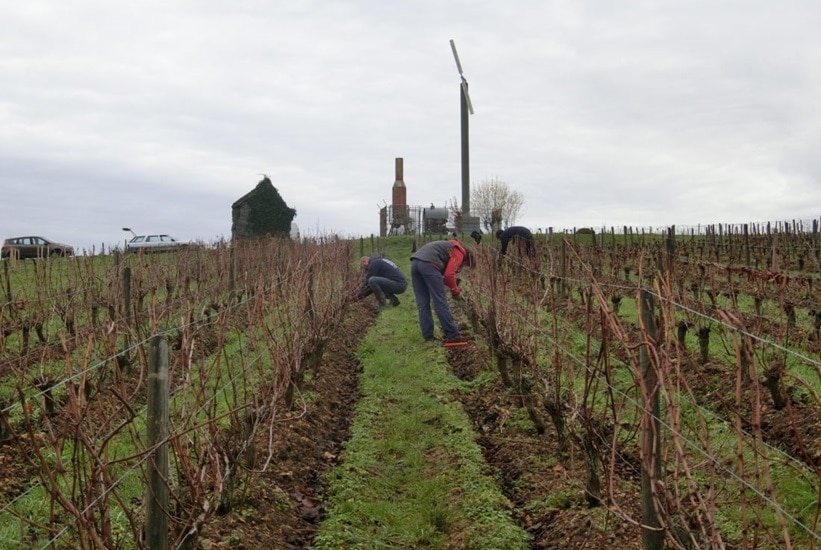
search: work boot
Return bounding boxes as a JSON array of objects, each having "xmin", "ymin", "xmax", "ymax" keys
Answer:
[{"xmin": 388, "ymin": 294, "xmax": 400, "ymax": 307}]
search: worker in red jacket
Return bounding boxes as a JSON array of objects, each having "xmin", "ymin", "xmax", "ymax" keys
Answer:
[{"xmin": 410, "ymin": 239, "xmax": 473, "ymax": 344}]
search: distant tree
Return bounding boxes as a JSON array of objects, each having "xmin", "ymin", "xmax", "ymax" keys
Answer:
[{"xmin": 471, "ymin": 176, "xmax": 524, "ymax": 232}]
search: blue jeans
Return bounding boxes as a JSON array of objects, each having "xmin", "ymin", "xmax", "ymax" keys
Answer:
[
  {"xmin": 368, "ymin": 276, "xmax": 407, "ymax": 299},
  {"xmin": 410, "ymin": 259, "xmax": 459, "ymax": 339}
]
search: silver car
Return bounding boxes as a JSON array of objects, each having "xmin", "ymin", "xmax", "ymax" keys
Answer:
[{"xmin": 126, "ymin": 234, "xmax": 188, "ymax": 253}]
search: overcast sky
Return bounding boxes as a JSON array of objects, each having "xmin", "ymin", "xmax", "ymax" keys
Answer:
[{"xmin": 2, "ymin": 1, "xmax": 820, "ymax": 253}]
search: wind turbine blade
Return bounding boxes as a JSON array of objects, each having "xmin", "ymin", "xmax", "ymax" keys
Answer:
[{"xmin": 449, "ymin": 39, "xmax": 464, "ymax": 76}]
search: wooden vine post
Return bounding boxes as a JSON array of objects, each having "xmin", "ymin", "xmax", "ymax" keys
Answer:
[
  {"xmin": 123, "ymin": 266, "xmax": 132, "ymax": 327},
  {"xmin": 639, "ymin": 288, "xmax": 664, "ymax": 550},
  {"xmin": 228, "ymin": 246, "xmax": 237, "ymax": 304},
  {"xmin": 664, "ymin": 226, "xmax": 676, "ymax": 275},
  {"xmin": 2, "ymin": 259, "xmax": 10, "ymax": 302},
  {"xmin": 559, "ymin": 238, "xmax": 568, "ymax": 300},
  {"xmin": 146, "ymin": 335, "xmax": 170, "ymax": 550},
  {"xmin": 121, "ymin": 266, "xmax": 134, "ymax": 374},
  {"xmin": 0, "ymin": 398, "xmax": 8, "ymax": 442}
]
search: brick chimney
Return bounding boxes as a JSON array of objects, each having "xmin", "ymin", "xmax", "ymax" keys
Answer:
[{"xmin": 392, "ymin": 157, "xmax": 406, "ymax": 207}]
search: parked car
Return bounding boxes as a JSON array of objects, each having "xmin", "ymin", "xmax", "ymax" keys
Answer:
[
  {"xmin": 126, "ymin": 234, "xmax": 188, "ymax": 253},
  {"xmin": 1, "ymin": 236, "xmax": 75, "ymax": 259}
]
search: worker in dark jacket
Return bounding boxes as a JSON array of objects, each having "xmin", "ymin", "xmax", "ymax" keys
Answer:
[
  {"xmin": 410, "ymin": 239, "xmax": 473, "ymax": 343},
  {"xmin": 359, "ymin": 256, "xmax": 407, "ymax": 308},
  {"xmin": 496, "ymin": 226, "xmax": 535, "ymax": 258}
]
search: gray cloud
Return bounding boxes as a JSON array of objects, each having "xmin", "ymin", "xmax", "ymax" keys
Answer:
[{"xmin": 1, "ymin": 1, "xmax": 819, "ymax": 253}]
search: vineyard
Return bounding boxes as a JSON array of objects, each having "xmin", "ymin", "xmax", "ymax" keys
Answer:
[
  {"xmin": 456, "ymin": 221, "xmax": 821, "ymax": 549},
  {"xmin": 1, "ymin": 221, "xmax": 820, "ymax": 549},
  {"xmin": 0, "ymin": 238, "xmax": 358, "ymax": 548}
]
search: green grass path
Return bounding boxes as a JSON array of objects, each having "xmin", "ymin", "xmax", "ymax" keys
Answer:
[{"xmin": 313, "ymin": 299, "xmax": 531, "ymax": 549}]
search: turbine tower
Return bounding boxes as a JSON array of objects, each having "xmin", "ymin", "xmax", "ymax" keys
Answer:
[{"xmin": 449, "ymin": 39, "xmax": 479, "ymax": 234}]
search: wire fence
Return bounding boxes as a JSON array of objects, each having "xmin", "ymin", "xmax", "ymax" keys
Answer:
[
  {"xmin": 461, "ymin": 232, "xmax": 821, "ymax": 549},
  {"xmin": 0, "ymin": 237, "xmax": 358, "ymax": 549}
]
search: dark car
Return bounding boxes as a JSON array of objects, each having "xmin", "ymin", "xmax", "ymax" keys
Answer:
[
  {"xmin": 1, "ymin": 236, "xmax": 75, "ymax": 259},
  {"xmin": 126, "ymin": 234, "xmax": 188, "ymax": 253}
]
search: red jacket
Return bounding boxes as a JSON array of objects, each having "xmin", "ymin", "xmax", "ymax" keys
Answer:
[
  {"xmin": 442, "ymin": 240, "xmax": 466, "ymax": 295},
  {"xmin": 410, "ymin": 239, "xmax": 467, "ymax": 295}
]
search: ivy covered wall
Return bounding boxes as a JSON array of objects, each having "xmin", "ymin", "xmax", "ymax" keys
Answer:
[{"xmin": 231, "ymin": 176, "xmax": 297, "ymax": 239}]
